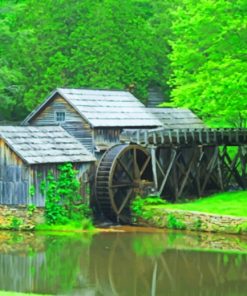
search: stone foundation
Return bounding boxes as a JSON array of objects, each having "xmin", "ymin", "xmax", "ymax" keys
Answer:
[
  {"xmin": 138, "ymin": 208, "xmax": 247, "ymax": 235},
  {"xmin": 0, "ymin": 205, "xmax": 45, "ymax": 230}
]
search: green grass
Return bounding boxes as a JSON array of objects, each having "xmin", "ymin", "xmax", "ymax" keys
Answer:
[
  {"xmin": 35, "ymin": 218, "xmax": 96, "ymax": 233},
  {"xmin": 149, "ymin": 191, "xmax": 247, "ymax": 217}
]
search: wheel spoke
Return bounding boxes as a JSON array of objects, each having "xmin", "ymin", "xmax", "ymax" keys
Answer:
[
  {"xmin": 117, "ymin": 158, "xmax": 134, "ymax": 181},
  {"xmin": 140, "ymin": 155, "xmax": 151, "ymax": 177},
  {"xmin": 133, "ymin": 148, "xmax": 140, "ymax": 179},
  {"xmin": 116, "ymin": 188, "xmax": 133, "ymax": 215}
]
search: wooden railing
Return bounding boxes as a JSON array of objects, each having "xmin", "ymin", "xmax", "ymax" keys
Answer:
[{"xmin": 121, "ymin": 128, "xmax": 247, "ymax": 146}]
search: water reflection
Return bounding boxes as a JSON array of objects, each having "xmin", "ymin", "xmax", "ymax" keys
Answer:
[{"xmin": 0, "ymin": 230, "xmax": 247, "ymax": 295}]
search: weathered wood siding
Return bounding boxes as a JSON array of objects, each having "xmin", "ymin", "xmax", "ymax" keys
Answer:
[
  {"xmin": 94, "ymin": 128, "xmax": 121, "ymax": 147},
  {"xmin": 0, "ymin": 139, "xmax": 29, "ymax": 205},
  {"xmin": 0, "ymin": 139, "xmax": 91, "ymax": 206},
  {"xmin": 30, "ymin": 163, "xmax": 91, "ymax": 207},
  {"xmin": 30, "ymin": 95, "xmax": 94, "ymax": 152}
]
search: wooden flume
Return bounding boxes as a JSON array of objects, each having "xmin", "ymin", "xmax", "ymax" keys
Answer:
[{"xmin": 96, "ymin": 127, "xmax": 247, "ymax": 223}]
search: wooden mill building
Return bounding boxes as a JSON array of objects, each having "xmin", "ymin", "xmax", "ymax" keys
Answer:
[
  {"xmin": 0, "ymin": 126, "xmax": 95, "ymax": 206},
  {"xmin": 22, "ymin": 88, "xmax": 162, "ymax": 154},
  {"xmin": 0, "ymin": 87, "xmax": 207, "ymax": 208},
  {"xmin": 22, "ymin": 88, "xmax": 206, "ymax": 154}
]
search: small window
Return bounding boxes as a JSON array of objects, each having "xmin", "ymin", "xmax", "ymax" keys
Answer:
[{"xmin": 55, "ymin": 111, "xmax": 66, "ymax": 122}]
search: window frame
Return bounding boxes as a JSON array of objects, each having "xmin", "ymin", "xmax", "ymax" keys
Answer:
[{"xmin": 55, "ymin": 111, "xmax": 66, "ymax": 123}]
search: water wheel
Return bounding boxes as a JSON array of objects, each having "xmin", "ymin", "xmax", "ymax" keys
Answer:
[{"xmin": 95, "ymin": 144, "xmax": 153, "ymax": 223}]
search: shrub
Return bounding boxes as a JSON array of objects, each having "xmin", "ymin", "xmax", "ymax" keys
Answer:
[
  {"xmin": 10, "ymin": 217, "xmax": 23, "ymax": 230},
  {"xmin": 40, "ymin": 163, "xmax": 93, "ymax": 227},
  {"xmin": 194, "ymin": 218, "xmax": 202, "ymax": 230},
  {"xmin": 167, "ymin": 214, "xmax": 186, "ymax": 230},
  {"xmin": 27, "ymin": 204, "xmax": 37, "ymax": 216},
  {"xmin": 131, "ymin": 195, "xmax": 167, "ymax": 218}
]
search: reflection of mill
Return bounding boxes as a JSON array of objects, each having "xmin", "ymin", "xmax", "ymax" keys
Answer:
[
  {"xmin": 89, "ymin": 233, "xmax": 247, "ymax": 296},
  {"xmin": 1, "ymin": 232, "xmax": 247, "ymax": 295}
]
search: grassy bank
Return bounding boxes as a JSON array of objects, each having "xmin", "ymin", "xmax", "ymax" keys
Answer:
[
  {"xmin": 132, "ymin": 191, "xmax": 247, "ymax": 234},
  {"xmin": 35, "ymin": 218, "xmax": 96, "ymax": 233},
  {"xmin": 150, "ymin": 191, "xmax": 247, "ymax": 217}
]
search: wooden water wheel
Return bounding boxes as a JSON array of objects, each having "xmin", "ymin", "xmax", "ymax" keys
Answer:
[{"xmin": 95, "ymin": 144, "xmax": 153, "ymax": 223}]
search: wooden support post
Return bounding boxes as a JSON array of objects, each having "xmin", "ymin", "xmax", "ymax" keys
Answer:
[
  {"xmin": 158, "ymin": 148, "xmax": 177, "ymax": 196},
  {"xmin": 159, "ymin": 131, "xmax": 164, "ymax": 144},
  {"xmin": 168, "ymin": 130, "xmax": 172, "ymax": 143},
  {"xmin": 183, "ymin": 129, "xmax": 188, "ymax": 144},
  {"xmin": 222, "ymin": 147, "xmax": 244, "ymax": 188},
  {"xmin": 151, "ymin": 147, "xmax": 158, "ymax": 191},
  {"xmin": 216, "ymin": 146, "xmax": 224, "ymax": 191},
  {"xmin": 176, "ymin": 130, "xmax": 180, "ymax": 144},
  {"xmin": 195, "ymin": 145, "xmax": 204, "ymax": 196},
  {"xmin": 136, "ymin": 130, "xmax": 140, "ymax": 144},
  {"xmin": 172, "ymin": 150, "xmax": 180, "ymax": 200},
  {"xmin": 239, "ymin": 146, "xmax": 247, "ymax": 188},
  {"xmin": 206, "ymin": 130, "xmax": 209, "ymax": 143},
  {"xmin": 201, "ymin": 147, "xmax": 218, "ymax": 194},
  {"xmin": 177, "ymin": 148, "xmax": 198, "ymax": 198},
  {"xmin": 144, "ymin": 130, "xmax": 148, "ymax": 145}
]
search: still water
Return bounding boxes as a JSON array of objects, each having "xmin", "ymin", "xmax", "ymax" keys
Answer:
[{"xmin": 0, "ymin": 228, "xmax": 247, "ymax": 296}]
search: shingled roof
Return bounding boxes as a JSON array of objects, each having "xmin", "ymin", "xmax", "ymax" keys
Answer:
[
  {"xmin": 0, "ymin": 126, "xmax": 96, "ymax": 164},
  {"xmin": 23, "ymin": 88, "xmax": 162, "ymax": 128},
  {"xmin": 148, "ymin": 108, "xmax": 205, "ymax": 129}
]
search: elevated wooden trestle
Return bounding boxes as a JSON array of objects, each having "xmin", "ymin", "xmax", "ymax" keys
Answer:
[
  {"xmin": 121, "ymin": 128, "xmax": 247, "ymax": 201},
  {"xmin": 121, "ymin": 128, "xmax": 247, "ymax": 146}
]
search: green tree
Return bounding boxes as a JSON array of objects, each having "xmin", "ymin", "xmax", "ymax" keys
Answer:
[
  {"xmin": 0, "ymin": 0, "xmax": 178, "ymax": 119},
  {"xmin": 3, "ymin": 0, "xmax": 169, "ymax": 114},
  {"xmin": 167, "ymin": 0, "xmax": 247, "ymax": 127},
  {"xmin": 0, "ymin": 1, "xmax": 27, "ymax": 120}
]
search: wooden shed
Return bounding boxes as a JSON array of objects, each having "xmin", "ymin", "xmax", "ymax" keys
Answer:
[
  {"xmin": 0, "ymin": 126, "xmax": 95, "ymax": 206},
  {"xmin": 22, "ymin": 88, "xmax": 162, "ymax": 153}
]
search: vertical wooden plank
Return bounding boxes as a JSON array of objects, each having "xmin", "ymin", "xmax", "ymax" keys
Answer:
[
  {"xmin": 177, "ymin": 148, "xmax": 198, "ymax": 198},
  {"xmin": 172, "ymin": 158, "xmax": 179, "ymax": 201},
  {"xmin": 151, "ymin": 147, "xmax": 158, "ymax": 190},
  {"xmin": 158, "ymin": 148, "xmax": 177, "ymax": 196},
  {"xmin": 195, "ymin": 145, "xmax": 204, "ymax": 196}
]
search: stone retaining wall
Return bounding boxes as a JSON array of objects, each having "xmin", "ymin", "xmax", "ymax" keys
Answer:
[
  {"xmin": 138, "ymin": 208, "xmax": 247, "ymax": 234},
  {"xmin": 0, "ymin": 205, "xmax": 45, "ymax": 230}
]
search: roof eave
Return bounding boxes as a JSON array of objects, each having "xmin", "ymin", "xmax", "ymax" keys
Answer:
[
  {"xmin": 22, "ymin": 88, "xmax": 95, "ymax": 128},
  {"xmin": 21, "ymin": 89, "xmax": 59, "ymax": 125},
  {"xmin": 57, "ymin": 88, "xmax": 94, "ymax": 128},
  {"xmin": 28, "ymin": 159, "xmax": 96, "ymax": 165},
  {"xmin": 0, "ymin": 135, "xmax": 30, "ymax": 165}
]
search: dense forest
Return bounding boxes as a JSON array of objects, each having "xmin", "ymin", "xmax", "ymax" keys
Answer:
[{"xmin": 0, "ymin": 0, "xmax": 246, "ymax": 126}]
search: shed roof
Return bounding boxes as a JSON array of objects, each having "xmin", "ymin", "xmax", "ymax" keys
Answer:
[
  {"xmin": 148, "ymin": 108, "xmax": 205, "ymax": 129},
  {"xmin": 0, "ymin": 126, "xmax": 96, "ymax": 164},
  {"xmin": 23, "ymin": 88, "xmax": 162, "ymax": 128}
]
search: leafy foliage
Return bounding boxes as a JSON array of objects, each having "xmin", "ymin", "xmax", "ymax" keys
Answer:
[
  {"xmin": 0, "ymin": 0, "xmax": 173, "ymax": 119},
  {"xmin": 167, "ymin": 214, "xmax": 186, "ymax": 230},
  {"xmin": 10, "ymin": 217, "xmax": 23, "ymax": 230},
  {"xmin": 27, "ymin": 204, "xmax": 36, "ymax": 216},
  {"xmin": 167, "ymin": 0, "xmax": 247, "ymax": 126},
  {"xmin": 0, "ymin": 0, "xmax": 245, "ymax": 126},
  {"xmin": 40, "ymin": 163, "xmax": 93, "ymax": 228},
  {"xmin": 131, "ymin": 195, "xmax": 167, "ymax": 218}
]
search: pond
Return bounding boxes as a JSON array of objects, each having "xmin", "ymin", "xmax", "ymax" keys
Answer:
[{"xmin": 0, "ymin": 228, "xmax": 247, "ymax": 296}]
